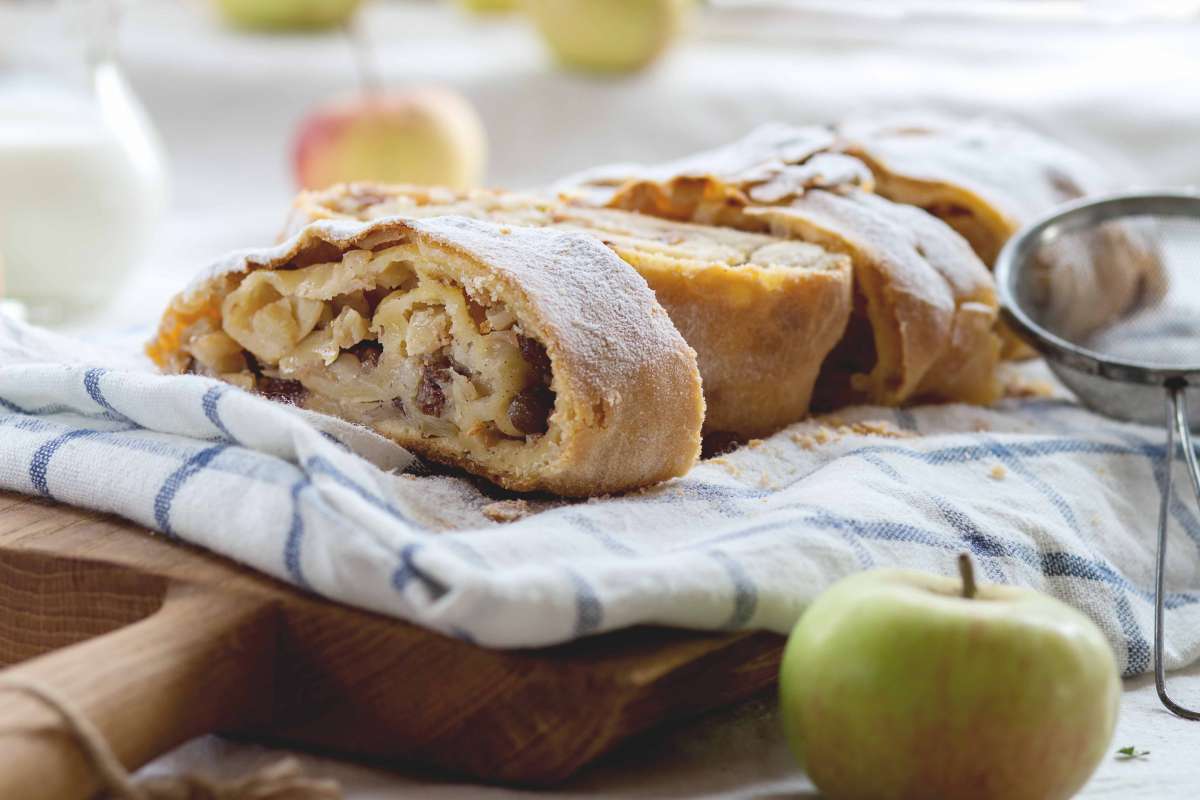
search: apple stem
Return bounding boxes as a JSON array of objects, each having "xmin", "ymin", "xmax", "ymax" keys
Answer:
[
  {"xmin": 958, "ymin": 553, "xmax": 978, "ymax": 600},
  {"xmin": 344, "ymin": 19, "xmax": 383, "ymax": 98}
]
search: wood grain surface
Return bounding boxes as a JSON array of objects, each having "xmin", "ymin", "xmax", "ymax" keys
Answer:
[{"xmin": 0, "ymin": 490, "xmax": 784, "ymax": 797}]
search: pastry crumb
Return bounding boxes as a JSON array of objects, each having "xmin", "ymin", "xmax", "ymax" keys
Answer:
[
  {"xmin": 791, "ymin": 432, "xmax": 816, "ymax": 449},
  {"xmin": 989, "ymin": 464, "xmax": 1007, "ymax": 480},
  {"xmin": 792, "ymin": 420, "xmax": 913, "ymax": 448},
  {"xmin": 748, "ymin": 438, "xmax": 765, "ymax": 449},
  {"xmin": 482, "ymin": 499, "xmax": 531, "ymax": 523},
  {"xmin": 791, "ymin": 426, "xmax": 839, "ymax": 449},
  {"xmin": 845, "ymin": 420, "xmax": 915, "ymax": 439},
  {"xmin": 716, "ymin": 460, "xmax": 742, "ymax": 477}
]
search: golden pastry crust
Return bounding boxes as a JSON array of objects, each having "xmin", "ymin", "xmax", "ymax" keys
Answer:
[
  {"xmin": 747, "ymin": 191, "xmax": 999, "ymax": 406},
  {"xmin": 287, "ymin": 183, "xmax": 855, "ymax": 437},
  {"xmin": 836, "ymin": 113, "xmax": 1165, "ymax": 348},
  {"xmin": 560, "ymin": 128, "xmax": 1001, "ymax": 408},
  {"xmin": 149, "ymin": 216, "xmax": 705, "ymax": 497}
]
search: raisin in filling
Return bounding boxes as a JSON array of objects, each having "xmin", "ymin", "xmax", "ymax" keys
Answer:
[
  {"xmin": 259, "ymin": 376, "xmax": 307, "ymax": 405},
  {"xmin": 508, "ymin": 385, "xmax": 554, "ymax": 435},
  {"xmin": 510, "ymin": 336, "xmax": 554, "ymax": 435},
  {"xmin": 416, "ymin": 361, "xmax": 449, "ymax": 417}
]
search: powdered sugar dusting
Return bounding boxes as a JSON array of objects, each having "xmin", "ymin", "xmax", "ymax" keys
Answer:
[
  {"xmin": 407, "ymin": 215, "xmax": 693, "ymax": 398},
  {"xmin": 558, "ymin": 124, "xmax": 872, "ymax": 205},
  {"xmin": 837, "ymin": 111, "xmax": 1116, "ymax": 225}
]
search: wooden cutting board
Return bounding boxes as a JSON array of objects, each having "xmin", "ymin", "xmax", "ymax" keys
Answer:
[{"xmin": 0, "ymin": 490, "xmax": 784, "ymax": 798}]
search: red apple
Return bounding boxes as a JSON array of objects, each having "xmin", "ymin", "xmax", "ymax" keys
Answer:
[{"xmin": 293, "ymin": 88, "xmax": 487, "ymax": 190}]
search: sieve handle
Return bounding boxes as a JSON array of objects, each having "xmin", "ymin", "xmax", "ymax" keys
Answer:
[{"xmin": 1154, "ymin": 382, "xmax": 1200, "ymax": 720}]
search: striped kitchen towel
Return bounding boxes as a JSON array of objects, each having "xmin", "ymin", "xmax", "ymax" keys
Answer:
[{"xmin": 1, "ymin": 311, "xmax": 1198, "ymax": 676}]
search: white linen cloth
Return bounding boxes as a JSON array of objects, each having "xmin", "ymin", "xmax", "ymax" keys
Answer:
[{"xmin": 3, "ymin": 311, "xmax": 1199, "ymax": 676}]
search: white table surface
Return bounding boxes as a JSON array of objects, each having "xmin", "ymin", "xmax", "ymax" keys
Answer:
[{"xmin": 6, "ymin": 0, "xmax": 1200, "ymax": 795}]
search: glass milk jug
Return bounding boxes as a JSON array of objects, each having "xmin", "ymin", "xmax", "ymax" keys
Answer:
[{"xmin": 0, "ymin": 0, "xmax": 168, "ymax": 324}]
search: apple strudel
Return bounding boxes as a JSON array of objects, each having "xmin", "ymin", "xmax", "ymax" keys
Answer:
[
  {"xmin": 560, "ymin": 127, "xmax": 1002, "ymax": 408},
  {"xmin": 148, "ymin": 216, "xmax": 705, "ymax": 496},
  {"xmin": 287, "ymin": 183, "xmax": 855, "ymax": 437}
]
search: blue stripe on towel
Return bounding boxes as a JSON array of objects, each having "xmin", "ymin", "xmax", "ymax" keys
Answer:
[
  {"xmin": 711, "ymin": 549, "xmax": 758, "ymax": 629},
  {"xmin": 29, "ymin": 429, "xmax": 106, "ymax": 498},
  {"xmin": 565, "ymin": 567, "xmax": 603, "ymax": 636},
  {"xmin": 284, "ymin": 478, "xmax": 311, "ymax": 587},
  {"xmin": 153, "ymin": 444, "xmax": 229, "ymax": 537},
  {"xmin": 83, "ymin": 368, "xmax": 133, "ymax": 423},
  {"xmin": 391, "ymin": 542, "xmax": 449, "ymax": 599},
  {"xmin": 202, "ymin": 385, "xmax": 235, "ymax": 441}
]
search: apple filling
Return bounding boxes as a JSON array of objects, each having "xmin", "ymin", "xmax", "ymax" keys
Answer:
[{"xmin": 181, "ymin": 243, "xmax": 557, "ymax": 450}]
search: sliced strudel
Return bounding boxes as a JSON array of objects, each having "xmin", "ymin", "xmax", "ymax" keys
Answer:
[
  {"xmin": 561, "ymin": 127, "xmax": 1001, "ymax": 408},
  {"xmin": 837, "ymin": 113, "xmax": 1165, "ymax": 344},
  {"xmin": 148, "ymin": 216, "xmax": 705, "ymax": 496},
  {"xmin": 287, "ymin": 184, "xmax": 854, "ymax": 438}
]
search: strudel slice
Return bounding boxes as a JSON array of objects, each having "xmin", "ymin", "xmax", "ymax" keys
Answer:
[
  {"xmin": 561, "ymin": 127, "xmax": 1001, "ymax": 408},
  {"xmin": 837, "ymin": 113, "xmax": 1164, "ymax": 344},
  {"xmin": 287, "ymin": 184, "xmax": 854, "ymax": 438},
  {"xmin": 148, "ymin": 216, "xmax": 705, "ymax": 496}
]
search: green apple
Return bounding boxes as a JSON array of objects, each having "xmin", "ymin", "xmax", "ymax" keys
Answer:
[
  {"xmin": 455, "ymin": 0, "xmax": 520, "ymax": 14},
  {"xmin": 526, "ymin": 0, "xmax": 689, "ymax": 73},
  {"xmin": 213, "ymin": 0, "xmax": 362, "ymax": 31},
  {"xmin": 780, "ymin": 556, "xmax": 1120, "ymax": 800},
  {"xmin": 292, "ymin": 88, "xmax": 488, "ymax": 190}
]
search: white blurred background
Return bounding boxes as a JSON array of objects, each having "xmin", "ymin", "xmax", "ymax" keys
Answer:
[{"xmin": 1, "ymin": 0, "xmax": 1198, "ymax": 330}]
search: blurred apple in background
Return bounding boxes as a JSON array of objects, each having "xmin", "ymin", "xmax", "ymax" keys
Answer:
[
  {"xmin": 293, "ymin": 88, "xmax": 487, "ymax": 190},
  {"xmin": 214, "ymin": 0, "xmax": 363, "ymax": 31},
  {"xmin": 455, "ymin": 0, "xmax": 521, "ymax": 14},
  {"xmin": 526, "ymin": 0, "xmax": 689, "ymax": 73}
]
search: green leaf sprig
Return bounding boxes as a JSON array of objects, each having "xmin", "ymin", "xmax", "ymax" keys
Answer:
[{"xmin": 1116, "ymin": 746, "xmax": 1150, "ymax": 760}]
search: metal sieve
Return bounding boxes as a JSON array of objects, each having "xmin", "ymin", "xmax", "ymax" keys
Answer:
[{"xmin": 996, "ymin": 191, "xmax": 1200, "ymax": 718}]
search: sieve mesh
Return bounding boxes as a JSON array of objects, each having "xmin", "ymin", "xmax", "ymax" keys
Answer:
[{"xmin": 1015, "ymin": 214, "xmax": 1200, "ymax": 371}]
